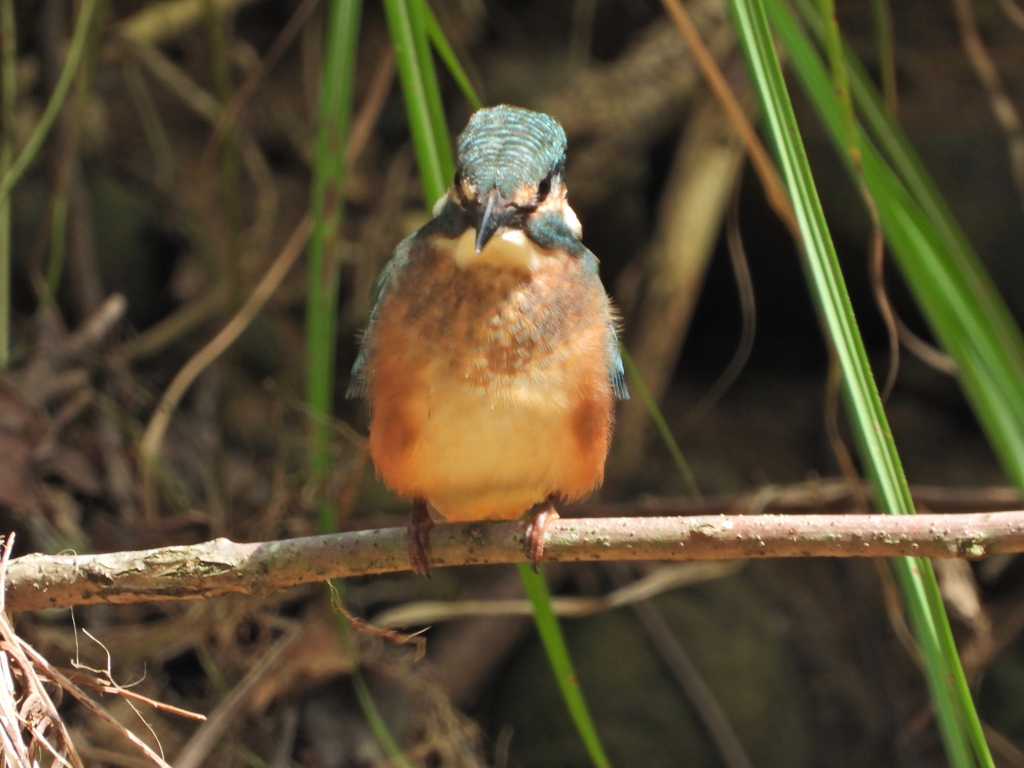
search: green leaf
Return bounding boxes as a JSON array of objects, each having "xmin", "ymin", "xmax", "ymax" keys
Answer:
[
  {"xmin": 306, "ymin": 0, "xmax": 363, "ymax": 528},
  {"xmin": 381, "ymin": 0, "xmax": 449, "ymax": 204},
  {"xmin": 621, "ymin": 348, "xmax": 700, "ymax": 497},
  {"xmin": 730, "ymin": 0, "xmax": 992, "ymax": 764},
  {"xmin": 784, "ymin": 0, "xmax": 1024, "ymax": 491},
  {"xmin": 419, "ymin": 0, "xmax": 483, "ymax": 110},
  {"xmin": 305, "ymin": 4, "xmax": 415, "ymax": 766},
  {"xmin": 0, "ymin": 0, "xmax": 98, "ymax": 202},
  {"xmin": 519, "ymin": 564, "xmax": 614, "ymax": 768}
]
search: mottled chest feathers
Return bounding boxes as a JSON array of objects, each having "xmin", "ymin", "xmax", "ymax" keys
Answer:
[{"xmin": 396, "ymin": 230, "xmax": 578, "ymax": 386}]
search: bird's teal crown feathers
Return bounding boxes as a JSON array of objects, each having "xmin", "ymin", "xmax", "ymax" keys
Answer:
[
  {"xmin": 456, "ymin": 105, "xmax": 566, "ymax": 197},
  {"xmin": 347, "ymin": 104, "xmax": 628, "ymax": 402}
]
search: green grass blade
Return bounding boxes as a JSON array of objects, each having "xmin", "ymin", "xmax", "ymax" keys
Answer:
[
  {"xmin": 329, "ymin": 580, "xmax": 414, "ymax": 768},
  {"xmin": 621, "ymin": 348, "xmax": 700, "ymax": 497},
  {"xmin": 407, "ymin": 0, "xmax": 453, "ymax": 183},
  {"xmin": 518, "ymin": 564, "xmax": 613, "ymax": 768},
  {"xmin": 791, "ymin": 0, "xmax": 1024, "ymax": 389},
  {"xmin": 0, "ymin": 0, "xmax": 97, "ymax": 203},
  {"xmin": 776, "ymin": 0, "xmax": 1024, "ymax": 491},
  {"xmin": 307, "ymin": 0, "xmax": 362, "ymax": 529},
  {"xmin": 0, "ymin": 0, "xmax": 13, "ymax": 369},
  {"xmin": 381, "ymin": 0, "xmax": 447, "ymax": 204},
  {"xmin": 729, "ymin": 0, "xmax": 989, "ymax": 765},
  {"xmin": 814, "ymin": 0, "xmax": 857, "ymax": 164},
  {"xmin": 351, "ymin": 668, "xmax": 411, "ymax": 767},
  {"xmin": 307, "ymin": 5, "xmax": 414, "ymax": 765},
  {"xmin": 419, "ymin": 0, "xmax": 482, "ymax": 111},
  {"xmin": 869, "ymin": 0, "xmax": 897, "ymax": 114}
]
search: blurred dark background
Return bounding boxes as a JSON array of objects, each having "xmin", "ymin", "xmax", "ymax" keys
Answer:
[{"xmin": 4, "ymin": 0, "xmax": 1024, "ymax": 765}]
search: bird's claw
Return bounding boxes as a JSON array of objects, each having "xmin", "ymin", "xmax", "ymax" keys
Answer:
[
  {"xmin": 407, "ymin": 498, "xmax": 433, "ymax": 577},
  {"xmin": 525, "ymin": 499, "xmax": 560, "ymax": 572}
]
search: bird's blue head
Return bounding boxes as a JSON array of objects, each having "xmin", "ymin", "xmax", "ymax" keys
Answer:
[{"xmin": 446, "ymin": 105, "xmax": 574, "ymax": 253}]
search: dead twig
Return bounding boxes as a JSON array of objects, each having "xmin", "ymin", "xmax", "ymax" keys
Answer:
[
  {"xmin": 659, "ymin": 0, "xmax": 798, "ymax": 239},
  {"xmin": 6, "ymin": 511, "xmax": 1024, "ymax": 612},
  {"xmin": 198, "ymin": 0, "xmax": 322, "ymax": 172},
  {"xmin": 610, "ymin": 87, "xmax": 749, "ymax": 484},
  {"xmin": 171, "ymin": 625, "xmax": 302, "ymax": 768},
  {"xmin": 371, "ymin": 561, "xmax": 742, "ymax": 628},
  {"xmin": 537, "ymin": 4, "xmax": 734, "ymax": 209},
  {"xmin": 0, "ymin": 533, "xmax": 84, "ymax": 767},
  {"xmin": 576, "ymin": 478, "xmax": 1021, "ymax": 517},
  {"xmin": 952, "ymin": 0, "xmax": 1024, "ymax": 211},
  {"xmin": 17, "ymin": 643, "xmax": 173, "ymax": 768},
  {"xmin": 620, "ymin": 566, "xmax": 754, "ymax": 768},
  {"xmin": 114, "ymin": 0, "xmax": 261, "ymax": 48},
  {"xmin": 139, "ymin": 215, "xmax": 312, "ymax": 511},
  {"xmin": 997, "ymin": 0, "xmax": 1024, "ymax": 30},
  {"xmin": 63, "ymin": 670, "xmax": 206, "ymax": 721},
  {"xmin": 0, "ymin": 533, "xmax": 205, "ymax": 767}
]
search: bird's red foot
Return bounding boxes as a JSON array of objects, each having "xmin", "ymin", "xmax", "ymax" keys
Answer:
[
  {"xmin": 407, "ymin": 498, "xmax": 433, "ymax": 577},
  {"xmin": 525, "ymin": 497, "xmax": 560, "ymax": 572}
]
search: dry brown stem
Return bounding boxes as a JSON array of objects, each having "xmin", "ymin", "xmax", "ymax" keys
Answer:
[
  {"xmin": 659, "ymin": 0, "xmax": 798, "ymax": 238},
  {"xmin": 6, "ymin": 511, "xmax": 1024, "ymax": 613},
  {"xmin": 116, "ymin": 0, "xmax": 261, "ymax": 48},
  {"xmin": 953, "ymin": 0, "xmax": 1024, "ymax": 209},
  {"xmin": 138, "ymin": 215, "xmax": 311, "ymax": 496}
]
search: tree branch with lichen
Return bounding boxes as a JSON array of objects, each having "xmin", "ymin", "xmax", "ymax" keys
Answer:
[{"xmin": 5, "ymin": 511, "xmax": 1024, "ymax": 612}]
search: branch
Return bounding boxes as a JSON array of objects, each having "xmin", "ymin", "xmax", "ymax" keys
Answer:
[{"xmin": 6, "ymin": 512, "xmax": 1024, "ymax": 612}]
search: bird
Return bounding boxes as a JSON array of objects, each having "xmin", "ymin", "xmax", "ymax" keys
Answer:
[{"xmin": 347, "ymin": 104, "xmax": 627, "ymax": 575}]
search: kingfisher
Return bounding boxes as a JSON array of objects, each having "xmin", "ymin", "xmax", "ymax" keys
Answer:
[{"xmin": 347, "ymin": 105, "xmax": 627, "ymax": 575}]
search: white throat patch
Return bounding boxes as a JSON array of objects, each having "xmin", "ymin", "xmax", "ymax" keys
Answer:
[{"xmin": 452, "ymin": 228, "xmax": 543, "ymax": 270}]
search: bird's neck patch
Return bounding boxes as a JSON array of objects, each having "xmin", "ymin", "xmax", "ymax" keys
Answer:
[{"xmin": 449, "ymin": 227, "xmax": 543, "ymax": 271}]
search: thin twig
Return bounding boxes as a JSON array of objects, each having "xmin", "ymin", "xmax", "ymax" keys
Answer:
[
  {"xmin": 611, "ymin": 87, "xmax": 747, "ymax": 485},
  {"xmin": 172, "ymin": 626, "xmax": 301, "ymax": 768},
  {"xmin": 18, "ymin": 643, "xmax": 172, "ymax": 768},
  {"xmin": 64, "ymin": 670, "xmax": 206, "ymax": 720},
  {"xmin": 115, "ymin": 0, "xmax": 261, "ymax": 47},
  {"xmin": 864, "ymin": 187, "xmax": 900, "ymax": 401},
  {"xmin": 682, "ymin": 180, "xmax": 756, "ymax": 431},
  {"xmin": 111, "ymin": 32, "xmax": 387, "ymax": 365},
  {"xmin": 996, "ymin": 0, "xmax": 1024, "ymax": 30},
  {"xmin": 346, "ymin": 49, "xmax": 396, "ymax": 166},
  {"xmin": 198, "ymin": 0, "xmax": 322, "ymax": 171},
  {"xmin": 139, "ymin": 216, "xmax": 312, "ymax": 508},
  {"xmin": 0, "ymin": 0, "xmax": 98, "ymax": 204},
  {"xmin": 825, "ymin": 356, "xmax": 872, "ymax": 513},
  {"xmin": 630, "ymin": 597, "xmax": 754, "ymax": 768},
  {"xmin": 6, "ymin": 511, "xmax": 1024, "ymax": 612},
  {"xmin": 659, "ymin": 0, "xmax": 799, "ymax": 239},
  {"xmin": 952, "ymin": 0, "xmax": 1024, "ymax": 211},
  {"xmin": 0, "ymin": 534, "xmax": 86, "ymax": 768},
  {"xmin": 113, "ymin": 284, "xmax": 229, "ymax": 363},
  {"xmin": 120, "ymin": 59, "xmax": 176, "ymax": 190},
  {"xmin": 371, "ymin": 561, "xmax": 743, "ymax": 627}
]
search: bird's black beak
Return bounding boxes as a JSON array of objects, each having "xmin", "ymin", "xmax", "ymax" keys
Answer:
[{"xmin": 475, "ymin": 189, "xmax": 512, "ymax": 253}]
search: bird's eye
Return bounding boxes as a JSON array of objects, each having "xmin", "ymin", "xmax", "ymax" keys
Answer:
[{"xmin": 537, "ymin": 174, "xmax": 552, "ymax": 201}]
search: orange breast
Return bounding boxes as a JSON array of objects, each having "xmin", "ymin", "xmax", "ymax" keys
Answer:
[{"xmin": 365, "ymin": 232, "xmax": 616, "ymax": 522}]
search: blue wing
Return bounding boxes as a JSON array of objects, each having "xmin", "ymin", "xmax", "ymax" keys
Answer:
[
  {"xmin": 579, "ymin": 247, "xmax": 629, "ymax": 401},
  {"xmin": 610, "ymin": 330, "xmax": 629, "ymax": 400},
  {"xmin": 346, "ymin": 237, "xmax": 409, "ymax": 399}
]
